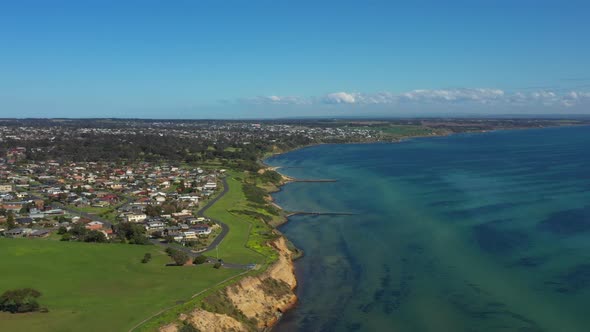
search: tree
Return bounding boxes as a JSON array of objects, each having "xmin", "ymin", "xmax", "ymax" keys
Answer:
[
  {"xmin": 115, "ymin": 222, "xmax": 149, "ymax": 245},
  {"xmin": 0, "ymin": 288, "xmax": 45, "ymax": 313},
  {"xmin": 60, "ymin": 233, "xmax": 73, "ymax": 241},
  {"xmin": 69, "ymin": 223, "xmax": 88, "ymax": 238},
  {"xmin": 193, "ymin": 255, "xmax": 207, "ymax": 265},
  {"xmin": 169, "ymin": 249, "xmax": 189, "ymax": 266},
  {"xmin": 145, "ymin": 205, "xmax": 162, "ymax": 217},
  {"xmin": 57, "ymin": 226, "xmax": 68, "ymax": 235},
  {"xmin": 6, "ymin": 212, "xmax": 16, "ymax": 230},
  {"xmin": 83, "ymin": 230, "xmax": 107, "ymax": 243}
]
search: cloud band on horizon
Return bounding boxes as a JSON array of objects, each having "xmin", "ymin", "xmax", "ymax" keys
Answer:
[{"xmin": 239, "ymin": 88, "xmax": 590, "ymax": 108}]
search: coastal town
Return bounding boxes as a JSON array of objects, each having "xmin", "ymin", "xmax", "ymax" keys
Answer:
[
  {"xmin": 2, "ymin": 118, "xmax": 589, "ymax": 332},
  {"xmin": 0, "ymin": 156, "xmax": 225, "ymax": 250}
]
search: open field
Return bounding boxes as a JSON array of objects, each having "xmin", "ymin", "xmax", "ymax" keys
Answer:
[
  {"xmin": 202, "ymin": 174, "xmax": 277, "ymax": 264},
  {"xmin": 0, "ymin": 239, "xmax": 239, "ymax": 332}
]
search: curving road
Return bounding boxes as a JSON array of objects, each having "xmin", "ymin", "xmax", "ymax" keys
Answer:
[
  {"xmin": 150, "ymin": 176, "xmax": 253, "ymax": 269},
  {"xmin": 196, "ymin": 176, "xmax": 230, "ymax": 251}
]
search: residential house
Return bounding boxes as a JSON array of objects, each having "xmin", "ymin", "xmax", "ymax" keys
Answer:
[
  {"xmin": 30, "ymin": 229, "xmax": 51, "ymax": 238},
  {"xmin": 193, "ymin": 224, "xmax": 212, "ymax": 235},
  {"xmin": 5, "ymin": 228, "xmax": 32, "ymax": 238},
  {"xmin": 145, "ymin": 221, "xmax": 165, "ymax": 232},
  {"xmin": 126, "ymin": 213, "xmax": 147, "ymax": 223},
  {"xmin": 85, "ymin": 221, "xmax": 104, "ymax": 231},
  {"xmin": 182, "ymin": 230, "xmax": 197, "ymax": 240}
]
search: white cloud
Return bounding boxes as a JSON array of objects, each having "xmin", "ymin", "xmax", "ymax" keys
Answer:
[
  {"xmin": 239, "ymin": 88, "xmax": 590, "ymax": 108},
  {"xmin": 399, "ymin": 88, "xmax": 505, "ymax": 103},
  {"xmin": 323, "ymin": 92, "xmax": 358, "ymax": 104},
  {"xmin": 241, "ymin": 95, "xmax": 309, "ymax": 105}
]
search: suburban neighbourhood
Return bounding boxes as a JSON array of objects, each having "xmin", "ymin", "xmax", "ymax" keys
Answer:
[{"xmin": 0, "ymin": 156, "xmax": 224, "ymax": 251}]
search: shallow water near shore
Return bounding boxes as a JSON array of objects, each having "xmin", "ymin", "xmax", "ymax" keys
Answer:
[{"xmin": 267, "ymin": 126, "xmax": 590, "ymax": 332}]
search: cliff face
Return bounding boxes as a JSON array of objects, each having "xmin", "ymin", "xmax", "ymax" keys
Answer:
[
  {"xmin": 160, "ymin": 236, "xmax": 297, "ymax": 332},
  {"xmin": 226, "ymin": 237, "xmax": 297, "ymax": 328}
]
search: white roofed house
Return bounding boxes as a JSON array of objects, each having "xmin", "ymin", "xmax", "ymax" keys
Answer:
[
  {"xmin": 125, "ymin": 213, "xmax": 147, "ymax": 223},
  {"xmin": 145, "ymin": 221, "xmax": 166, "ymax": 232},
  {"xmin": 154, "ymin": 195, "xmax": 166, "ymax": 204},
  {"xmin": 0, "ymin": 184, "xmax": 14, "ymax": 193},
  {"xmin": 203, "ymin": 182, "xmax": 217, "ymax": 190},
  {"xmin": 182, "ymin": 230, "xmax": 197, "ymax": 240}
]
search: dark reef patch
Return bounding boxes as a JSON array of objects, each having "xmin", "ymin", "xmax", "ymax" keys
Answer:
[
  {"xmin": 549, "ymin": 264, "xmax": 590, "ymax": 294},
  {"xmin": 446, "ymin": 202, "xmax": 520, "ymax": 220},
  {"xmin": 473, "ymin": 223, "xmax": 528, "ymax": 254},
  {"xmin": 537, "ymin": 206, "xmax": 590, "ymax": 235},
  {"xmin": 510, "ymin": 255, "xmax": 548, "ymax": 268}
]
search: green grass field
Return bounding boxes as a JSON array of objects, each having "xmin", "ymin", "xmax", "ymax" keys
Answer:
[
  {"xmin": 375, "ymin": 125, "xmax": 436, "ymax": 138},
  {"xmin": 202, "ymin": 174, "xmax": 276, "ymax": 264},
  {"xmin": 0, "ymin": 239, "xmax": 239, "ymax": 332},
  {"xmin": 0, "ymin": 171, "xmax": 278, "ymax": 332}
]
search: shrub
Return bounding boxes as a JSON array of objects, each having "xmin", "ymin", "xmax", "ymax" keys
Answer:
[
  {"xmin": 179, "ymin": 321, "xmax": 200, "ymax": 332},
  {"xmin": 242, "ymin": 184, "xmax": 267, "ymax": 204},
  {"xmin": 213, "ymin": 262, "xmax": 222, "ymax": 269},
  {"xmin": 0, "ymin": 288, "xmax": 46, "ymax": 313},
  {"xmin": 83, "ymin": 230, "xmax": 107, "ymax": 243},
  {"xmin": 141, "ymin": 253, "xmax": 152, "ymax": 264},
  {"xmin": 193, "ymin": 255, "xmax": 207, "ymax": 265}
]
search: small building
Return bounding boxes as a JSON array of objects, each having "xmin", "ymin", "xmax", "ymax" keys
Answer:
[
  {"xmin": 193, "ymin": 224, "xmax": 212, "ymax": 235},
  {"xmin": 16, "ymin": 217, "xmax": 33, "ymax": 225},
  {"xmin": 126, "ymin": 213, "xmax": 147, "ymax": 223},
  {"xmin": 85, "ymin": 221, "xmax": 104, "ymax": 231},
  {"xmin": 30, "ymin": 229, "xmax": 51, "ymax": 238},
  {"xmin": 0, "ymin": 184, "xmax": 14, "ymax": 193},
  {"xmin": 145, "ymin": 221, "xmax": 165, "ymax": 231},
  {"xmin": 4, "ymin": 228, "xmax": 32, "ymax": 238},
  {"xmin": 182, "ymin": 230, "xmax": 197, "ymax": 239}
]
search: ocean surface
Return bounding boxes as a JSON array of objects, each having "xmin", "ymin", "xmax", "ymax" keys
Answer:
[{"xmin": 266, "ymin": 126, "xmax": 590, "ymax": 332}]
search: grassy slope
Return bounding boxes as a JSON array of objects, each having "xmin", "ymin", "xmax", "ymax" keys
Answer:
[
  {"xmin": 202, "ymin": 174, "xmax": 276, "ymax": 265},
  {"xmin": 0, "ymin": 239, "xmax": 239, "ymax": 332},
  {"xmin": 136, "ymin": 172, "xmax": 279, "ymax": 331}
]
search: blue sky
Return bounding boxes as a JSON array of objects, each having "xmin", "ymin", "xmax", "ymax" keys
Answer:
[{"xmin": 1, "ymin": 0, "xmax": 589, "ymax": 118}]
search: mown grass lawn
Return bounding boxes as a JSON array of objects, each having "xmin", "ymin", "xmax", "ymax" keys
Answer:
[
  {"xmin": 202, "ymin": 175, "xmax": 274, "ymax": 264},
  {"xmin": 0, "ymin": 239, "xmax": 239, "ymax": 332}
]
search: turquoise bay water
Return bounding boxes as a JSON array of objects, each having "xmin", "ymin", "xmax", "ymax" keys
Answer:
[{"xmin": 267, "ymin": 126, "xmax": 590, "ymax": 332}]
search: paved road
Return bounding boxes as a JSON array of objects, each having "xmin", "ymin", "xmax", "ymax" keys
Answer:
[
  {"xmin": 151, "ymin": 176, "xmax": 254, "ymax": 269},
  {"xmin": 196, "ymin": 177, "xmax": 230, "ymax": 251}
]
